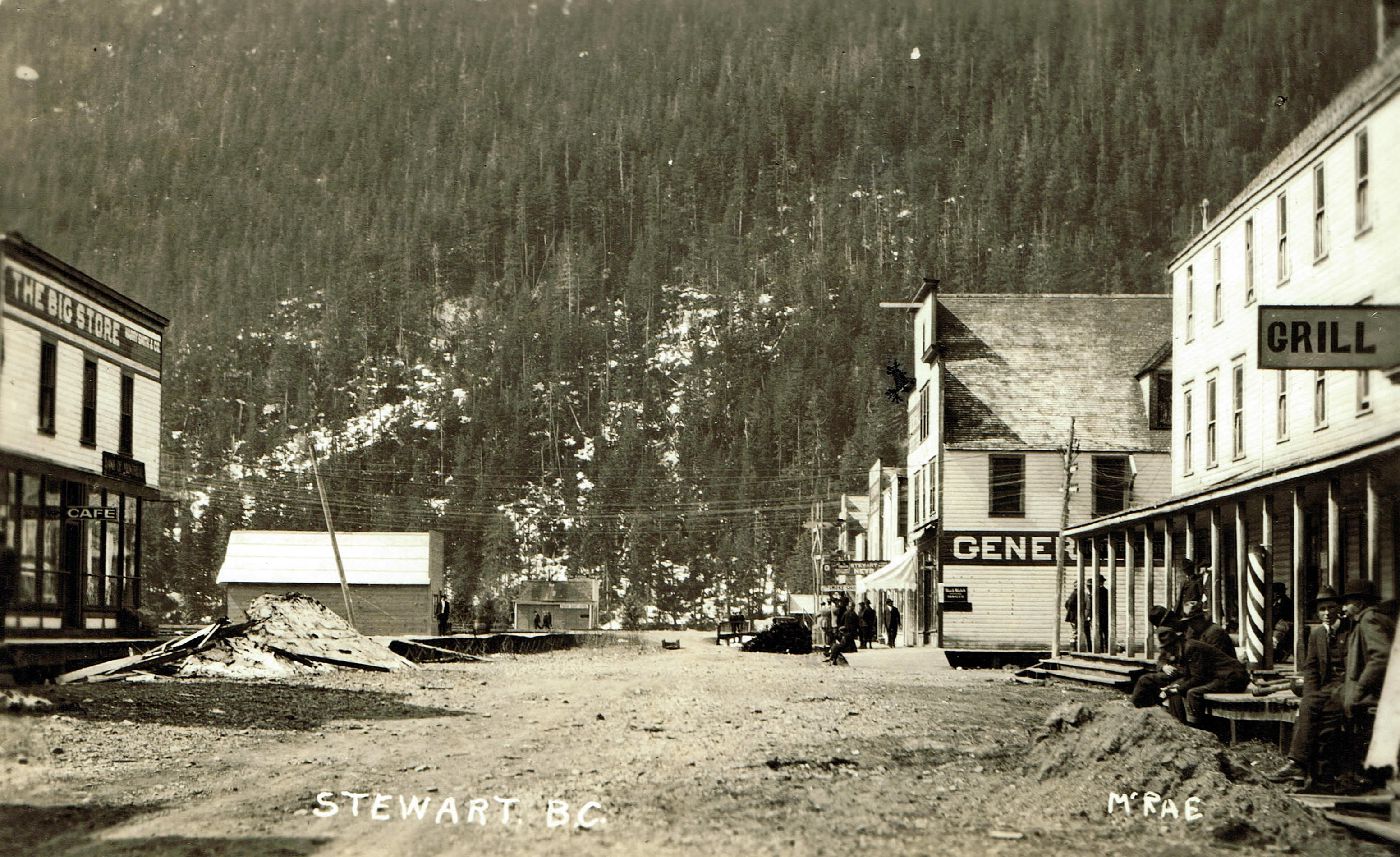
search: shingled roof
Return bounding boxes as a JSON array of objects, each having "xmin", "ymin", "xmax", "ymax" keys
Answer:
[
  {"xmin": 517, "ymin": 579, "xmax": 600, "ymax": 603},
  {"xmin": 938, "ymin": 294, "xmax": 1171, "ymax": 451}
]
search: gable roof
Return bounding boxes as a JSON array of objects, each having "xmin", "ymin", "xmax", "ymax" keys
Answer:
[
  {"xmin": 938, "ymin": 294, "xmax": 1171, "ymax": 451},
  {"xmin": 1135, "ymin": 342, "xmax": 1172, "ymax": 379},
  {"xmin": 216, "ymin": 531, "xmax": 441, "ymax": 586}
]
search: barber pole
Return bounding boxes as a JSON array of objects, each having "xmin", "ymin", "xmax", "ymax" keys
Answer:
[{"xmin": 1244, "ymin": 546, "xmax": 1269, "ymax": 666}]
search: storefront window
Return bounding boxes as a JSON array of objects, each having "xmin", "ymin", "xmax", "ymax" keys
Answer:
[
  {"xmin": 18, "ymin": 474, "xmax": 40, "ymax": 604},
  {"xmin": 122, "ymin": 496, "xmax": 139, "ymax": 608},
  {"xmin": 41, "ymin": 479, "xmax": 62, "ymax": 605},
  {"xmin": 106, "ymin": 493, "xmax": 122, "ymax": 609},
  {"xmin": 86, "ymin": 488, "xmax": 105, "ymax": 606}
]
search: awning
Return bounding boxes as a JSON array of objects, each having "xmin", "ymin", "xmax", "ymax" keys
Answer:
[{"xmin": 857, "ymin": 549, "xmax": 918, "ymax": 594}]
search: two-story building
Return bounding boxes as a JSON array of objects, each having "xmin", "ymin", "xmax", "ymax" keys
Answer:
[
  {"xmin": 1, "ymin": 233, "xmax": 166, "ymax": 642},
  {"xmin": 1064, "ymin": 38, "xmax": 1400, "ymax": 667},
  {"xmin": 905, "ymin": 287, "xmax": 1173, "ymax": 665}
]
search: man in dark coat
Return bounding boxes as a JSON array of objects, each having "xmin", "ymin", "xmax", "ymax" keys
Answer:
[
  {"xmin": 1270, "ymin": 583, "xmax": 1296, "ymax": 663},
  {"xmin": 1093, "ymin": 577, "xmax": 1109, "ymax": 652},
  {"xmin": 885, "ymin": 599, "xmax": 901, "ymax": 648},
  {"xmin": 1130, "ymin": 606, "xmax": 1185, "ymax": 708},
  {"xmin": 1158, "ymin": 626, "xmax": 1248, "ymax": 726},
  {"xmin": 1266, "ymin": 586, "xmax": 1349, "ymax": 787},
  {"xmin": 1174, "ymin": 557, "xmax": 1208, "ymax": 618},
  {"xmin": 1339, "ymin": 579, "xmax": 1395, "ymax": 786},
  {"xmin": 858, "ymin": 598, "xmax": 876, "ymax": 649},
  {"xmin": 1063, "ymin": 588, "xmax": 1082, "ymax": 650},
  {"xmin": 434, "ymin": 591, "xmax": 452, "ymax": 636},
  {"xmin": 1181, "ymin": 609, "xmax": 1235, "ymax": 657}
]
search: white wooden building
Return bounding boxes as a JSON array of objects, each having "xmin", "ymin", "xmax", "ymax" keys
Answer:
[
  {"xmin": 216, "ymin": 531, "xmax": 444, "ymax": 636},
  {"xmin": 1065, "ymin": 36, "xmax": 1400, "ymax": 666},
  {"xmin": 1, "ymin": 233, "xmax": 166, "ymax": 638},
  {"xmin": 904, "ymin": 288, "xmax": 1173, "ymax": 664}
]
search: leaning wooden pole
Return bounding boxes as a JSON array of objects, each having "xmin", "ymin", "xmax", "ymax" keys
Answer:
[
  {"xmin": 308, "ymin": 435, "xmax": 356, "ymax": 629},
  {"xmin": 1052, "ymin": 418, "xmax": 1076, "ymax": 660}
]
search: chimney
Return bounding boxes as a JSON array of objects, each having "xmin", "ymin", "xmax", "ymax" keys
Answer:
[{"xmin": 1380, "ymin": 0, "xmax": 1400, "ymax": 57}]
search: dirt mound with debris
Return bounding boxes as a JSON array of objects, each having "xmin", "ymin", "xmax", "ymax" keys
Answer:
[{"xmin": 1022, "ymin": 702, "xmax": 1355, "ymax": 850}]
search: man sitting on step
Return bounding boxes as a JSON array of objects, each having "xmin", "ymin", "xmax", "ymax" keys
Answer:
[{"xmin": 1130, "ymin": 605, "xmax": 1183, "ymax": 708}]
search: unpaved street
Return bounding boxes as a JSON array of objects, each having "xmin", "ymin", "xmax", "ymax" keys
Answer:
[{"xmin": 1, "ymin": 633, "xmax": 1389, "ymax": 856}]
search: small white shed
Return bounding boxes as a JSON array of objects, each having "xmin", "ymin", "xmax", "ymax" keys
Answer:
[{"xmin": 216, "ymin": 531, "xmax": 444, "ymax": 636}]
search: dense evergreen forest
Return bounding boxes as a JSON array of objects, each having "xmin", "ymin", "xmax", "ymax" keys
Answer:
[{"xmin": 0, "ymin": 0, "xmax": 1378, "ymax": 625}]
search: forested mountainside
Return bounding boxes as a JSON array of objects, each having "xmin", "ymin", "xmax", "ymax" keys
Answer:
[{"xmin": 0, "ymin": 0, "xmax": 1376, "ymax": 625}]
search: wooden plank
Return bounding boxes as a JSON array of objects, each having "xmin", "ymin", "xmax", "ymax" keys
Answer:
[
  {"xmin": 265, "ymin": 646, "xmax": 393, "ymax": 672},
  {"xmin": 1322, "ymin": 812, "xmax": 1400, "ymax": 846},
  {"xmin": 388, "ymin": 639, "xmax": 484, "ymax": 662}
]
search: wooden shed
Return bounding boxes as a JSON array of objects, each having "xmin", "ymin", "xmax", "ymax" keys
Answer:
[
  {"xmin": 513, "ymin": 579, "xmax": 600, "ymax": 630},
  {"xmin": 216, "ymin": 531, "xmax": 444, "ymax": 636}
]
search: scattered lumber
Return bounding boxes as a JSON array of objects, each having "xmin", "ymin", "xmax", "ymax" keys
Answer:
[{"xmin": 388, "ymin": 639, "xmax": 485, "ymax": 663}]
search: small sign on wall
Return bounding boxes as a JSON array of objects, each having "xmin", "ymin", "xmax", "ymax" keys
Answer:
[
  {"xmin": 65, "ymin": 506, "xmax": 119, "ymax": 521},
  {"xmin": 939, "ymin": 584, "xmax": 973, "ymax": 612}
]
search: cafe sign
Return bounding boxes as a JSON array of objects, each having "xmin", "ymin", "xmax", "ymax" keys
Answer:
[{"xmin": 1258, "ymin": 305, "xmax": 1400, "ymax": 369}]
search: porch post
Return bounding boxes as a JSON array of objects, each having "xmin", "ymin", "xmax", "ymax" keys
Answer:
[
  {"xmin": 1075, "ymin": 537, "xmax": 1086, "ymax": 653},
  {"xmin": 1107, "ymin": 534, "xmax": 1118, "ymax": 655},
  {"xmin": 1261, "ymin": 493, "xmax": 1275, "ymax": 668},
  {"xmin": 1090, "ymin": 537, "xmax": 1101, "ymax": 654},
  {"xmin": 1125, "ymin": 527, "xmax": 1137, "ymax": 658},
  {"xmin": 1210, "ymin": 506, "xmax": 1222, "ymax": 625},
  {"xmin": 1293, "ymin": 487, "xmax": 1306, "ymax": 663},
  {"xmin": 1328, "ymin": 477, "xmax": 1341, "ymax": 589},
  {"xmin": 1366, "ymin": 469, "xmax": 1378, "ymax": 582},
  {"xmin": 1144, "ymin": 523, "xmax": 1156, "ymax": 658},
  {"xmin": 1235, "ymin": 502, "xmax": 1248, "ymax": 648}
]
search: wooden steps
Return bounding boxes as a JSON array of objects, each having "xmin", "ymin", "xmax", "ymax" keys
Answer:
[{"xmin": 1015, "ymin": 653, "xmax": 1153, "ymax": 690}]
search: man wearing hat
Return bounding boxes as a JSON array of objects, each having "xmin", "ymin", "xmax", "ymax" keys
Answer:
[
  {"xmin": 1157, "ymin": 624, "xmax": 1248, "ymax": 727},
  {"xmin": 1174, "ymin": 556, "xmax": 1209, "ymax": 619},
  {"xmin": 1339, "ymin": 578, "xmax": 1395, "ymax": 788},
  {"xmin": 1180, "ymin": 606, "xmax": 1235, "ymax": 658},
  {"xmin": 1266, "ymin": 585, "xmax": 1349, "ymax": 787},
  {"xmin": 1129, "ymin": 605, "xmax": 1184, "ymax": 708}
]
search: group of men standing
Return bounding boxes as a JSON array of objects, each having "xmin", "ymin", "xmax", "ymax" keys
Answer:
[{"xmin": 817, "ymin": 594, "xmax": 899, "ymax": 662}]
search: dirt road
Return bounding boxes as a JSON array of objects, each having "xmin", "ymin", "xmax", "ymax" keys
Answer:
[{"xmin": 0, "ymin": 632, "xmax": 1388, "ymax": 856}]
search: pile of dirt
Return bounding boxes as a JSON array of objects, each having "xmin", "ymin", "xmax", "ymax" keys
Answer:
[
  {"xmin": 1022, "ymin": 702, "xmax": 1356, "ymax": 849},
  {"xmin": 177, "ymin": 635, "xmax": 330, "ymax": 679}
]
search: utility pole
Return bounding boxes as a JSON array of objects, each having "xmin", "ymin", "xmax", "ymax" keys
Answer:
[
  {"xmin": 307, "ymin": 435, "xmax": 356, "ymax": 629},
  {"xmin": 1052, "ymin": 418, "xmax": 1077, "ymax": 660}
]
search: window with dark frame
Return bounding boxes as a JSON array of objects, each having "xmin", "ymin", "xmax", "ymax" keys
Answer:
[
  {"xmin": 1313, "ymin": 163, "xmax": 1328, "ymax": 260},
  {"xmin": 1212, "ymin": 243, "xmax": 1222, "ymax": 324},
  {"xmin": 1092, "ymin": 455, "xmax": 1129, "ymax": 518},
  {"xmin": 1231, "ymin": 362, "xmax": 1245, "ymax": 459},
  {"xmin": 81, "ymin": 358, "xmax": 98, "ymax": 446},
  {"xmin": 1277, "ymin": 371, "xmax": 1289, "ymax": 441},
  {"xmin": 1314, "ymin": 370, "xmax": 1327, "ymax": 428},
  {"xmin": 1357, "ymin": 370, "xmax": 1371, "ymax": 414},
  {"xmin": 1150, "ymin": 371, "xmax": 1172, "ymax": 429},
  {"xmin": 1277, "ymin": 192, "xmax": 1290, "ymax": 283},
  {"xmin": 1356, "ymin": 129, "xmax": 1369, "ymax": 234},
  {"xmin": 1206, "ymin": 375, "xmax": 1218, "ymax": 468},
  {"xmin": 1185, "ymin": 266, "xmax": 1194, "ymax": 340},
  {"xmin": 1182, "ymin": 387, "xmax": 1194, "ymax": 475},
  {"xmin": 988, "ymin": 454, "xmax": 1025, "ymax": 518},
  {"xmin": 38, "ymin": 340, "xmax": 57, "ymax": 435},
  {"xmin": 1244, "ymin": 218, "xmax": 1255, "ymax": 304},
  {"xmin": 120, "ymin": 373, "xmax": 135, "ymax": 456}
]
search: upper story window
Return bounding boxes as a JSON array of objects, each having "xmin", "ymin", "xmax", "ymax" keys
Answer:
[
  {"xmin": 1185, "ymin": 266, "xmax": 1195, "ymax": 341},
  {"xmin": 119, "ymin": 373, "xmax": 135, "ymax": 456},
  {"xmin": 1277, "ymin": 192, "xmax": 1290, "ymax": 284},
  {"xmin": 1205, "ymin": 373, "xmax": 1219, "ymax": 468},
  {"xmin": 1244, "ymin": 218, "xmax": 1255, "ymax": 305},
  {"xmin": 988, "ymin": 454, "xmax": 1025, "ymax": 518},
  {"xmin": 919, "ymin": 383, "xmax": 930, "ymax": 442},
  {"xmin": 1356, "ymin": 129, "xmax": 1370, "ymax": 235},
  {"xmin": 1313, "ymin": 163, "xmax": 1328, "ymax": 261},
  {"xmin": 1276, "ymin": 371, "xmax": 1289, "ymax": 442},
  {"xmin": 1212, "ymin": 244, "xmax": 1222, "ymax": 324},
  {"xmin": 81, "ymin": 358, "xmax": 98, "ymax": 447},
  {"xmin": 1092, "ymin": 455, "xmax": 1130, "ymax": 517},
  {"xmin": 1231, "ymin": 361, "xmax": 1245, "ymax": 460},
  {"xmin": 1357, "ymin": 370, "xmax": 1372, "ymax": 415},
  {"xmin": 38, "ymin": 340, "xmax": 57, "ymax": 436},
  {"xmin": 1313, "ymin": 370, "xmax": 1327, "ymax": 429},
  {"xmin": 1182, "ymin": 386, "xmax": 1195, "ymax": 476},
  {"xmin": 1149, "ymin": 371, "xmax": 1172, "ymax": 430}
]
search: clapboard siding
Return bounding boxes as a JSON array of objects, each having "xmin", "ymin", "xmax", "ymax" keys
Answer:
[
  {"xmin": 0, "ymin": 316, "xmax": 162, "ymax": 489},
  {"xmin": 1172, "ymin": 80, "xmax": 1400, "ymax": 496},
  {"xmin": 942, "ymin": 565, "xmax": 1054, "ymax": 649},
  {"xmin": 226, "ymin": 583, "xmax": 432, "ymax": 636}
]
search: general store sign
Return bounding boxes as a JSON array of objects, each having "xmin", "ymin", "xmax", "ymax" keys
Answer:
[
  {"xmin": 2, "ymin": 260, "xmax": 162, "ymax": 371},
  {"xmin": 940, "ymin": 531, "xmax": 1077, "ymax": 566},
  {"xmin": 1258, "ymin": 305, "xmax": 1400, "ymax": 369}
]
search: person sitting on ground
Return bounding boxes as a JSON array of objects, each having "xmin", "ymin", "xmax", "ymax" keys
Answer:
[
  {"xmin": 859, "ymin": 598, "xmax": 876, "ymax": 649},
  {"xmin": 1157, "ymin": 625, "xmax": 1248, "ymax": 729},
  {"xmin": 1129, "ymin": 605, "xmax": 1185, "ymax": 708},
  {"xmin": 1181, "ymin": 607, "xmax": 1235, "ymax": 657},
  {"xmin": 1339, "ymin": 578, "xmax": 1395, "ymax": 792},
  {"xmin": 1266, "ymin": 586, "xmax": 1349, "ymax": 789}
]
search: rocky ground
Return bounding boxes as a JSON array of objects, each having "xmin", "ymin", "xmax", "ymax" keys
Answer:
[{"xmin": 0, "ymin": 631, "xmax": 1390, "ymax": 857}]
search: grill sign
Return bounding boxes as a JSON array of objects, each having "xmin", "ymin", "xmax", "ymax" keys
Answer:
[{"xmin": 1258, "ymin": 306, "xmax": 1400, "ymax": 369}]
